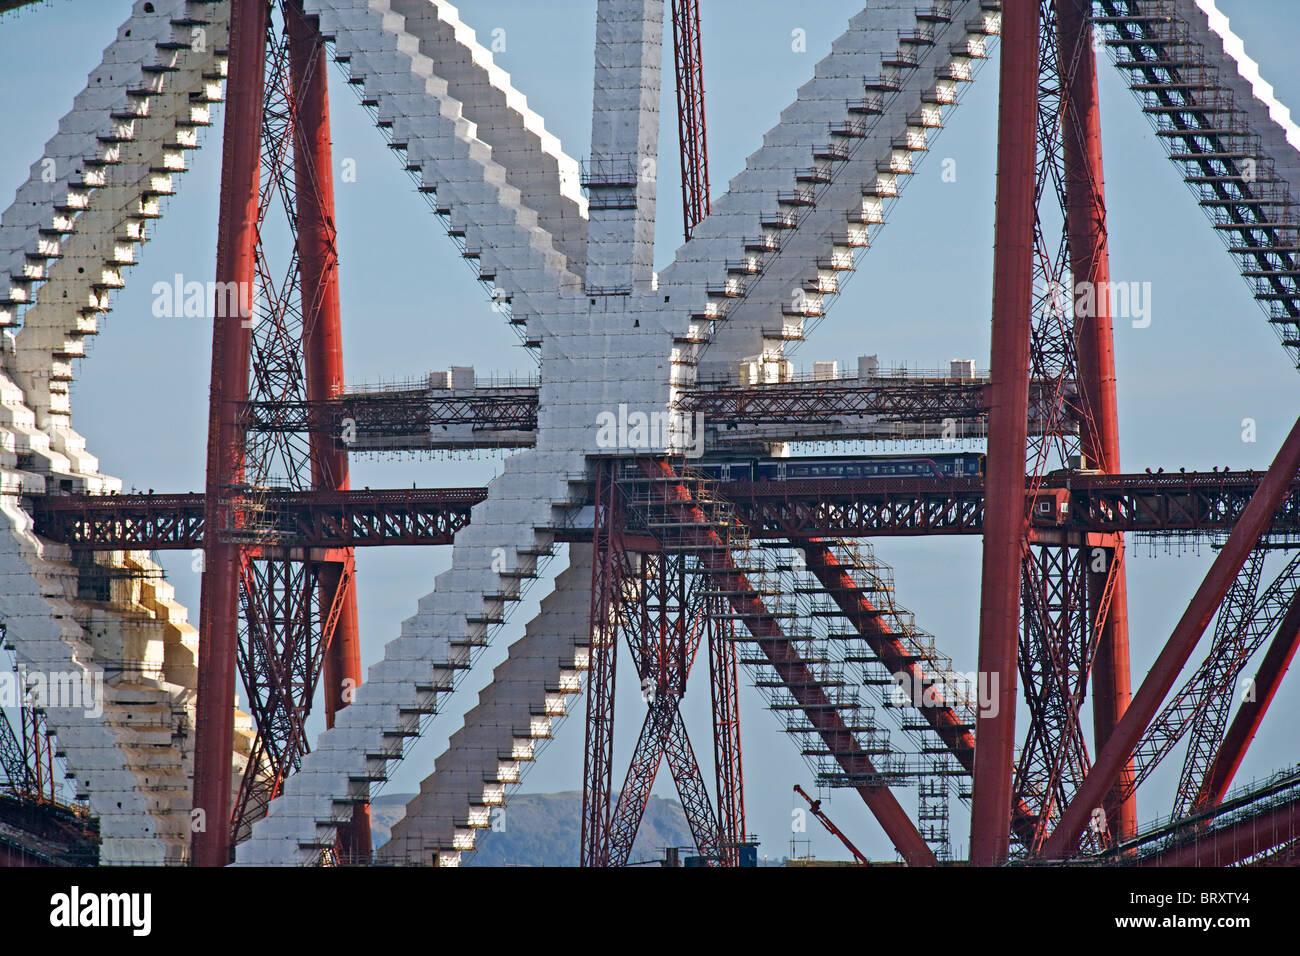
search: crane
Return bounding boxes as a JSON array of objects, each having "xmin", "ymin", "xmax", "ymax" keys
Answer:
[{"xmin": 793, "ymin": 785, "xmax": 869, "ymax": 865}]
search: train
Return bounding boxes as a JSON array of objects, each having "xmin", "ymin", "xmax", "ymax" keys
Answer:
[{"xmin": 695, "ymin": 452, "xmax": 986, "ymax": 482}]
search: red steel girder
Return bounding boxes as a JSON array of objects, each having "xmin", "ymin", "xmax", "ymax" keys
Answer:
[
  {"xmin": 686, "ymin": 379, "xmax": 993, "ymax": 423},
  {"xmin": 605, "ymin": 693, "xmax": 674, "ymax": 865},
  {"xmin": 606, "ymin": 697, "xmax": 725, "ymax": 867},
  {"xmin": 670, "ymin": 0, "xmax": 709, "ymax": 239},
  {"xmin": 605, "ymin": 547, "xmax": 695, "ymax": 866},
  {"xmin": 713, "ymin": 472, "xmax": 1300, "ymax": 538},
  {"xmin": 708, "ymin": 594, "xmax": 746, "ymax": 861},
  {"xmin": 242, "ymin": 389, "xmax": 538, "ymax": 441},
  {"xmin": 193, "ymin": 0, "xmax": 267, "ymax": 868},
  {"xmin": 1140, "ymin": 792, "xmax": 1300, "ymax": 867},
  {"xmin": 231, "ymin": 554, "xmax": 326, "ymax": 843},
  {"xmin": 580, "ymin": 461, "xmax": 624, "ymax": 867},
  {"xmin": 1122, "ymin": 550, "xmax": 1296, "ymax": 813},
  {"xmin": 798, "ymin": 540, "xmax": 976, "ymax": 769},
  {"xmin": 1246, "ymin": 838, "xmax": 1300, "ymax": 867},
  {"xmin": 1169, "ymin": 549, "xmax": 1269, "ymax": 812},
  {"xmin": 1100, "ymin": 764, "xmax": 1300, "ymax": 865},
  {"xmin": 1013, "ymin": 539, "xmax": 1120, "ymax": 852},
  {"xmin": 1058, "ymin": 0, "xmax": 1135, "ymax": 842},
  {"xmin": 286, "ymin": 0, "xmax": 368, "ymax": 861},
  {"xmin": 1043, "ymin": 413, "xmax": 1300, "ymax": 859},
  {"xmin": 1002, "ymin": 0, "xmax": 1133, "ymax": 861},
  {"xmin": 793, "ymin": 536, "xmax": 1039, "ymax": 844},
  {"xmin": 660, "ymin": 705, "xmax": 723, "ymax": 861},
  {"xmin": 972, "ymin": 0, "xmax": 1039, "ymax": 867},
  {"xmin": 241, "ymin": 376, "xmax": 1070, "ymax": 448},
  {"xmin": 222, "ymin": 0, "xmax": 324, "ymax": 861}
]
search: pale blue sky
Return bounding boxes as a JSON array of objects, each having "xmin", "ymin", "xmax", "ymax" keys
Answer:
[{"xmin": 2, "ymin": 0, "xmax": 1298, "ymax": 863}]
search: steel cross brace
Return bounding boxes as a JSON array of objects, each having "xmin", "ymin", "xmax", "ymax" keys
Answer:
[{"xmin": 605, "ymin": 551, "xmax": 723, "ymax": 865}]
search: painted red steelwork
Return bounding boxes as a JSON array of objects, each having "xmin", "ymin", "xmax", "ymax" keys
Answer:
[
  {"xmin": 286, "ymin": 0, "xmax": 368, "ymax": 861},
  {"xmin": 640, "ymin": 459, "xmax": 937, "ymax": 866},
  {"xmin": 1198, "ymin": 584, "xmax": 1300, "ymax": 808},
  {"xmin": 193, "ymin": 0, "xmax": 268, "ymax": 868},
  {"xmin": 972, "ymin": 0, "xmax": 1039, "ymax": 868},
  {"xmin": 670, "ymin": 0, "xmax": 709, "ymax": 239},
  {"xmin": 1140, "ymin": 793, "xmax": 1300, "ymax": 867},
  {"xmin": 580, "ymin": 461, "xmax": 622, "ymax": 867},
  {"xmin": 1043, "ymin": 412, "xmax": 1300, "ymax": 859},
  {"xmin": 603, "ymin": 550, "xmax": 728, "ymax": 866},
  {"xmin": 708, "ymin": 595, "xmax": 746, "ymax": 862},
  {"xmin": 1058, "ymin": 0, "xmax": 1135, "ymax": 843}
]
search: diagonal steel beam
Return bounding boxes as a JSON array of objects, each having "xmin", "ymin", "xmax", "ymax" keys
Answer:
[
  {"xmin": 1043, "ymin": 412, "xmax": 1300, "ymax": 859},
  {"xmin": 638, "ymin": 459, "xmax": 937, "ymax": 865},
  {"xmin": 661, "ymin": 706, "xmax": 722, "ymax": 860},
  {"xmin": 606, "ymin": 694, "xmax": 675, "ymax": 866}
]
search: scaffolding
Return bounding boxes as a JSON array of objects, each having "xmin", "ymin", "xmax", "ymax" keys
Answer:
[
  {"xmin": 615, "ymin": 458, "xmax": 969, "ymax": 860},
  {"xmin": 738, "ymin": 538, "xmax": 972, "ymax": 860}
]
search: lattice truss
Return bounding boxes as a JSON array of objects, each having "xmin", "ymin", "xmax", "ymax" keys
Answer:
[{"xmin": 0, "ymin": 0, "xmax": 1298, "ymax": 868}]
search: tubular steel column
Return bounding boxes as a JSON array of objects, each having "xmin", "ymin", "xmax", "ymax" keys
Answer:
[
  {"xmin": 286, "ymin": 0, "xmax": 369, "ymax": 862},
  {"xmin": 1057, "ymin": 0, "xmax": 1135, "ymax": 842},
  {"xmin": 193, "ymin": 0, "xmax": 268, "ymax": 867},
  {"xmin": 972, "ymin": 0, "xmax": 1040, "ymax": 867}
]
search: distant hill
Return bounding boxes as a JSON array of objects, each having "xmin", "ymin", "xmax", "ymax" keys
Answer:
[{"xmin": 370, "ymin": 790, "xmax": 695, "ymax": 866}]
